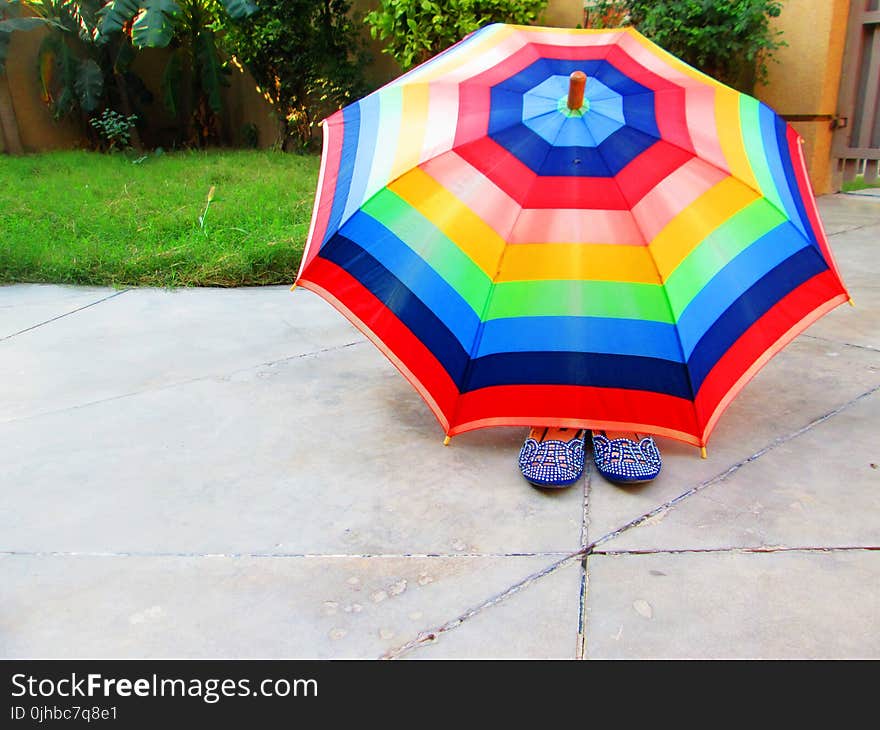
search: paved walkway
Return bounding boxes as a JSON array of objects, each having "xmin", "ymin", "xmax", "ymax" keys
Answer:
[{"xmin": 2, "ymin": 194, "xmax": 878, "ymax": 659}]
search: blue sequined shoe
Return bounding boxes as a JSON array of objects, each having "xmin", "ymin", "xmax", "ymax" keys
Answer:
[
  {"xmin": 519, "ymin": 427, "xmax": 586, "ymax": 488},
  {"xmin": 591, "ymin": 432, "xmax": 662, "ymax": 484}
]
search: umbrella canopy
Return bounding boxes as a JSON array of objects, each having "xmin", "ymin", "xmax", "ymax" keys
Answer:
[{"xmin": 294, "ymin": 23, "xmax": 849, "ymax": 449}]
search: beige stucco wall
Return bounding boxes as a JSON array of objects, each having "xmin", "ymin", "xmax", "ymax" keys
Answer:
[
  {"xmin": 223, "ymin": 58, "xmax": 283, "ymax": 148},
  {"xmin": 542, "ymin": 0, "xmax": 584, "ymax": 27},
  {"xmin": 0, "ymin": 23, "xmax": 278, "ymax": 152},
  {"xmin": 756, "ymin": 0, "xmax": 851, "ymax": 194},
  {"xmin": 2, "ymin": 26, "xmax": 82, "ymax": 153}
]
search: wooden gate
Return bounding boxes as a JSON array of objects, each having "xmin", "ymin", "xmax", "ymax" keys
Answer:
[{"xmin": 834, "ymin": 0, "xmax": 880, "ymax": 185}]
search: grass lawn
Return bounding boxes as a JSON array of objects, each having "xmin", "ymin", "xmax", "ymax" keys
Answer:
[
  {"xmin": 841, "ymin": 173, "xmax": 880, "ymax": 193},
  {"xmin": 0, "ymin": 150, "xmax": 320, "ymax": 287}
]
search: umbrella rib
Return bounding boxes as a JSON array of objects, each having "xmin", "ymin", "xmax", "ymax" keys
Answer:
[
  {"xmin": 612, "ymin": 28, "xmax": 720, "ymax": 92},
  {"xmin": 621, "ymin": 88, "xmax": 800, "ymax": 232},
  {"xmin": 328, "ymin": 81, "xmax": 533, "ymax": 239},
  {"xmin": 583, "ymin": 86, "xmax": 816, "ymax": 270},
  {"xmin": 526, "ymin": 89, "xmax": 568, "ymax": 103},
  {"xmin": 584, "ymin": 106, "xmax": 625, "ymax": 126},
  {"xmin": 521, "ymin": 108, "xmax": 566, "ymax": 125}
]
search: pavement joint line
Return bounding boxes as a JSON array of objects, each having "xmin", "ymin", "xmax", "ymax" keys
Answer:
[
  {"xmin": 380, "ymin": 382, "xmax": 880, "ymax": 658},
  {"xmin": 576, "ymin": 557, "xmax": 589, "ymax": 660},
  {"xmin": 0, "ymin": 550, "xmax": 576, "ymax": 559},
  {"xmin": 800, "ymin": 333, "xmax": 878, "ymax": 353},
  {"xmin": 592, "ymin": 546, "xmax": 880, "ymax": 556},
  {"xmin": 827, "ymin": 220, "xmax": 880, "ymax": 237},
  {"xmin": 588, "ymin": 382, "xmax": 880, "ymax": 551},
  {"xmin": 0, "ymin": 289, "xmax": 131, "ymax": 343},
  {"xmin": 0, "ymin": 340, "xmax": 366, "ymax": 426},
  {"xmin": 580, "ymin": 465, "xmax": 593, "ymax": 550},
  {"xmin": 576, "ymin": 463, "xmax": 593, "ymax": 658},
  {"xmin": 380, "ymin": 549, "xmax": 585, "ymax": 660}
]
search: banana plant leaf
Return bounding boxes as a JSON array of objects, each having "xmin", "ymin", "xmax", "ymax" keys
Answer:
[
  {"xmin": 219, "ymin": 0, "xmax": 258, "ymax": 20},
  {"xmin": 74, "ymin": 57, "xmax": 103, "ymax": 111},
  {"xmin": 100, "ymin": 0, "xmax": 142, "ymax": 35},
  {"xmin": 160, "ymin": 46, "xmax": 180, "ymax": 115},
  {"xmin": 196, "ymin": 29, "xmax": 228, "ymax": 114},
  {"xmin": 102, "ymin": 0, "xmax": 181, "ymax": 47},
  {"xmin": 131, "ymin": 0, "xmax": 180, "ymax": 47}
]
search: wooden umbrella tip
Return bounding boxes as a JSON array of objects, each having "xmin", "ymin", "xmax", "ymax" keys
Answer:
[{"xmin": 567, "ymin": 71, "xmax": 587, "ymax": 111}]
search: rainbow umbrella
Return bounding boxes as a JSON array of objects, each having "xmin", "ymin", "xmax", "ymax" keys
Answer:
[{"xmin": 294, "ymin": 23, "xmax": 850, "ymax": 453}]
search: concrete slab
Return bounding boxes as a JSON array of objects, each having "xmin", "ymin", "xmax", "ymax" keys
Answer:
[
  {"xmin": 828, "ymin": 225, "xmax": 880, "ymax": 284},
  {"xmin": 584, "ymin": 550, "xmax": 880, "ymax": 658},
  {"xmin": 585, "ymin": 336, "xmax": 880, "ymax": 544},
  {"xmin": 804, "ymin": 294, "xmax": 878, "ymax": 354},
  {"xmin": 596, "ymin": 391, "xmax": 880, "ymax": 551},
  {"xmin": 820, "ymin": 193, "xmax": 880, "ymax": 235},
  {"xmin": 584, "ymin": 198, "xmax": 880, "ymax": 544},
  {"xmin": 0, "ymin": 284, "xmax": 120, "ymax": 340},
  {"xmin": 0, "ymin": 341, "xmax": 583, "ymax": 556},
  {"xmin": 804, "ymin": 222, "xmax": 879, "ymax": 351},
  {"xmin": 0, "ymin": 554, "xmax": 561, "ymax": 658},
  {"xmin": 404, "ymin": 560, "xmax": 582, "ymax": 659},
  {"xmin": 0, "ymin": 286, "xmax": 363, "ymax": 423}
]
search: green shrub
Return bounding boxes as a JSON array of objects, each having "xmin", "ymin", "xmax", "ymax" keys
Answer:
[
  {"xmin": 587, "ymin": 0, "xmax": 785, "ymax": 93},
  {"xmin": 366, "ymin": 0, "xmax": 548, "ymax": 70},
  {"xmin": 222, "ymin": 0, "xmax": 367, "ymax": 151},
  {"xmin": 89, "ymin": 109, "xmax": 138, "ymax": 150}
]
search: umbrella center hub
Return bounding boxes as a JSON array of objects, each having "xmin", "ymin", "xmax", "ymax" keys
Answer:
[
  {"xmin": 521, "ymin": 75, "xmax": 625, "ymax": 147},
  {"xmin": 558, "ymin": 96, "xmax": 590, "ymax": 118}
]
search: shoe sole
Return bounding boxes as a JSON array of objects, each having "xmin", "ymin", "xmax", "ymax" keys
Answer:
[
  {"xmin": 524, "ymin": 473, "xmax": 583, "ymax": 488},
  {"xmin": 596, "ymin": 470, "xmax": 658, "ymax": 485}
]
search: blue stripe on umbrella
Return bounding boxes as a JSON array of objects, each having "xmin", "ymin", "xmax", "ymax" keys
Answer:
[
  {"xmin": 324, "ymin": 103, "xmax": 361, "ymax": 244},
  {"xmin": 677, "ymin": 221, "xmax": 817, "ymax": 357},
  {"xmin": 687, "ymin": 246, "xmax": 829, "ymax": 391}
]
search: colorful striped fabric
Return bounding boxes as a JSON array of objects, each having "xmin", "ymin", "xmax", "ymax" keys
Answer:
[{"xmin": 295, "ymin": 24, "xmax": 850, "ymax": 448}]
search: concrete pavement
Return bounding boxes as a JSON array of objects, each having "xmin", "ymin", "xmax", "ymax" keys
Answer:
[{"xmin": 1, "ymin": 193, "xmax": 878, "ymax": 658}]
